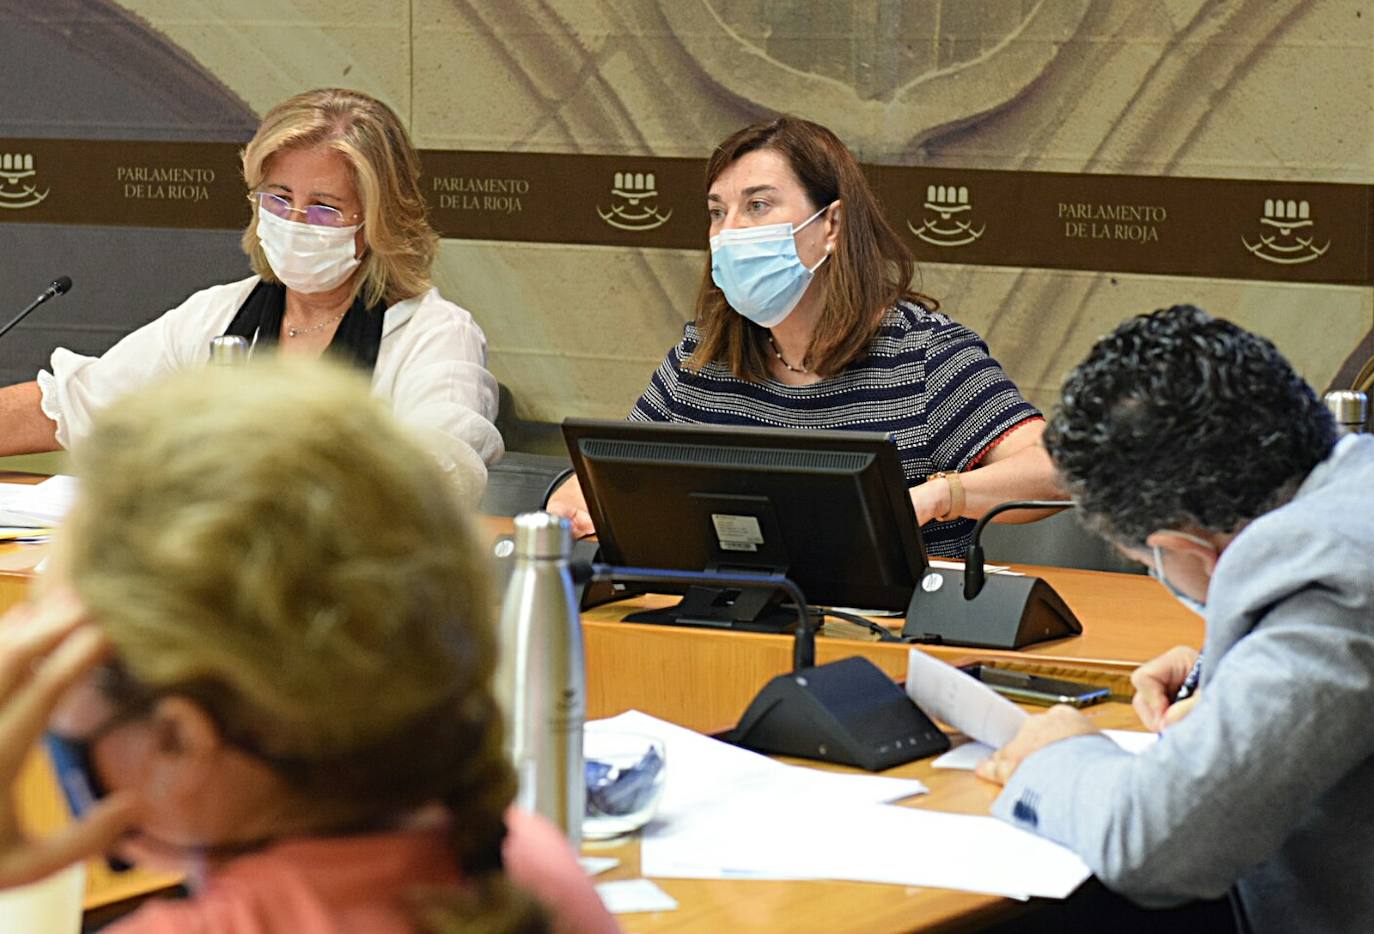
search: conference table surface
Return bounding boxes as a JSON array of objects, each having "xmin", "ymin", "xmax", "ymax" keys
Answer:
[{"xmin": 0, "ymin": 485, "xmax": 1203, "ymax": 930}]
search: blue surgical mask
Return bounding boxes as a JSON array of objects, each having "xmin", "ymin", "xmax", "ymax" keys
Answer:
[
  {"xmin": 1150, "ymin": 545, "xmax": 1207, "ymax": 616},
  {"xmin": 710, "ymin": 203, "xmax": 834, "ymax": 328}
]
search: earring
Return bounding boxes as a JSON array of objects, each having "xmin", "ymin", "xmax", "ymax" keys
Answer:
[{"xmin": 825, "ymin": 244, "xmax": 833, "ymax": 253}]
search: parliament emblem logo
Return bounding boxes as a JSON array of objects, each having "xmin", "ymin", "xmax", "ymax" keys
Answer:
[
  {"xmin": 0, "ymin": 153, "xmax": 49, "ymax": 210},
  {"xmin": 1242, "ymin": 198, "xmax": 1329, "ymax": 265},
  {"xmin": 597, "ymin": 171, "xmax": 672, "ymax": 231},
  {"xmin": 907, "ymin": 185, "xmax": 985, "ymax": 247}
]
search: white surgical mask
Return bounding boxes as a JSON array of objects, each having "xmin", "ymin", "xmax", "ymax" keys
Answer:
[
  {"xmin": 1150, "ymin": 544, "xmax": 1207, "ymax": 617},
  {"xmin": 709, "ymin": 203, "xmax": 834, "ymax": 328},
  {"xmin": 256, "ymin": 205, "xmax": 362, "ymax": 294}
]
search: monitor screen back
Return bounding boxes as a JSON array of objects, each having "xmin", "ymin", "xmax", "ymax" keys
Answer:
[{"xmin": 564, "ymin": 420, "xmax": 927, "ymax": 612}]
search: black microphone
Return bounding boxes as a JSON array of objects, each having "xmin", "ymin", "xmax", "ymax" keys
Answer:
[
  {"xmin": 0, "ymin": 276, "xmax": 73, "ymax": 341},
  {"xmin": 964, "ymin": 500, "xmax": 1075, "ymax": 599}
]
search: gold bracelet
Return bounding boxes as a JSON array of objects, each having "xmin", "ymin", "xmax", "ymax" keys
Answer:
[{"xmin": 929, "ymin": 471, "xmax": 964, "ymax": 520}]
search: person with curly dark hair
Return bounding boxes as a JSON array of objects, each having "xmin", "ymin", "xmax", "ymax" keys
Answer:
[{"xmin": 975, "ymin": 305, "xmax": 1374, "ymax": 933}]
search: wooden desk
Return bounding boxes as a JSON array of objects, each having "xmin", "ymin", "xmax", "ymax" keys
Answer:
[
  {"xmin": 0, "ymin": 506, "xmax": 1200, "ymax": 929},
  {"xmin": 582, "ymin": 565, "xmax": 1202, "ymax": 732}
]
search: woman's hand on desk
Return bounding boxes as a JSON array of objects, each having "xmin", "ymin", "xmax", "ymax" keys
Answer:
[
  {"xmin": 975, "ymin": 705, "xmax": 1099, "ymax": 786},
  {"xmin": 545, "ymin": 474, "xmax": 596, "ymax": 539},
  {"xmin": 1131, "ymin": 645, "xmax": 1200, "ymax": 732},
  {"xmin": 0, "ymin": 592, "xmax": 138, "ymax": 888}
]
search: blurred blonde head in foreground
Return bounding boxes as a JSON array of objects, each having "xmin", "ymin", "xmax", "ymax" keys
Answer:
[{"xmin": 55, "ymin": 356, "xmax": 543, "ymax": 933}]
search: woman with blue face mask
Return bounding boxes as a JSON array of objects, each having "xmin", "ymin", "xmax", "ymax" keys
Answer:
[
  {"xmin": 0, "ymin": 88, "xmax": 502, "ymax": 510},
  {"xmin": 550, "ymin": 116, "xmax": 1063, "ymax": 557}
]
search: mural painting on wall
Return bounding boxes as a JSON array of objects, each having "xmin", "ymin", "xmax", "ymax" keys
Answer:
[{"xmin": 1, "ymin": 0, "xmax": 1370, "ymax": 414}]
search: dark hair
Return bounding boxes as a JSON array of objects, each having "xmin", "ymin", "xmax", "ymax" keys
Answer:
[
  {"xmin": 1044, "ymin": 304, "xmax": 1337, "ymax": 547},
  {"xmin": 687, "ymin": 116, "xmax": 935, "ymax": 379}
]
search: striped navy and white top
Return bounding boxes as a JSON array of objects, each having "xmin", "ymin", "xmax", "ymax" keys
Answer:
[{"xmin": 629, "ymin": 301, "xmax": 1042, "ymax": 557}]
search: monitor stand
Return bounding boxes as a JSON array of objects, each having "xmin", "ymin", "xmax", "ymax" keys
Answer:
[{"xmin": 622, "ymin": 583, "xmax": 809, "ymax": 633}]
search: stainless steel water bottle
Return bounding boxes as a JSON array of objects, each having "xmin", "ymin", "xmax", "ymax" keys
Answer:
[
  {"xmin": 1324, "ymin": 390, "xmax": 1368, "ymax": 436},
  {"xmin": 495, "ymin": 511, "xmax": 586, "ymax": 848},
  {"xmin": 208, "ymin": 335, "xmax": 248, "ymax": 365}
]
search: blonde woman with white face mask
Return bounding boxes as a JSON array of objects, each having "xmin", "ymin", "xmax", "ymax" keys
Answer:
[{"xmin": 0, "ymin": 88, "xmax": 502, "ymax": 508}]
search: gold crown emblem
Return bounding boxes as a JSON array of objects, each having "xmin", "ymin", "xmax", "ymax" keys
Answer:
[
  {"xmin": 0, "ymin": 153, "xmax": 36, "ymax": 175},
  {"xmin": 599, "ymin": 170, "xmax": 672, "ymax": 231},
  {"xmin": 0, "ymin": 152, "xmax": 49, "ymax": 209},
  {"xmin": 924, "ymin": 184, "xmax": 971, "ymax": 215},
  {"xmin": 1243, "ymin": 197, "xmax": 1328, "ymax": 265},
  {"xmin": 611, "ymin": 172, "xmax": 658, "ymax": 202},
  {"xmin": 909, "ymin": 183, "xmax": 984, "ymax": 247}
]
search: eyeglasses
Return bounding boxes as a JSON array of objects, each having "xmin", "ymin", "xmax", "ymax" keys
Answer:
[{"xmin": 250, "ymin": 191, "xmax": 360, "ymax": 228}]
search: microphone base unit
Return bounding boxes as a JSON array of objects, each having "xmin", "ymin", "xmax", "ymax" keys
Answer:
[
  {"xmin": 902, "ymin": 566, "xmax": 1082, "ymax": 650},
  {"xmin": 728, "ymin": 656, "xmax": 949, "ymax": 772}
]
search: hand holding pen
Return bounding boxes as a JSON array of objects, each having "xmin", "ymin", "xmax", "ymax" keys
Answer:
[{"xmin": 1130, "ymin": 645, "xmax": 1203, "ymax": 732}]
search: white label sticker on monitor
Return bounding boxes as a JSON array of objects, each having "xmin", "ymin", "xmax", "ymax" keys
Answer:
[{"xmin": 712, "ymin": 514, "xmax": 764, "ymax": 552}]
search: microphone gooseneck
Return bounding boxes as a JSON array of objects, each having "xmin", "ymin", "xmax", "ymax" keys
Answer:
[
  {"xmin": 963, "ymin": 500, "xmax": 1075, "ymax": 600},
  {"xmin": 0, "ymin": 275, "xmax": 74, "ymax": 341}
]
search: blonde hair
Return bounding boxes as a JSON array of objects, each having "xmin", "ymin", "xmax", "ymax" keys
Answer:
[
  {"xmin": 63, "ymin": 357, "xmax": 543, "ymax": 934},
  {"xmin": 241, "ymin": 88, "xmax": 439, "ymax": 308}
]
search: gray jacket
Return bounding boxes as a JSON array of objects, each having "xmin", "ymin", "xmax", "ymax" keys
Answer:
[{"xmin": 993, "ymin": 434, "xmax": 1374, "ymax": 933}]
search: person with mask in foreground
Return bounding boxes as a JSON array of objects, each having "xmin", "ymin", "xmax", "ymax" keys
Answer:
[
  {"xmin": 548, "ymin": 116, "xmax": 1061, "ymax": 556},
  {"xmin": 0, "ymin": 88, "xmax": 501, "ymax": 507},
  {"xmin": 977, "ymin": 305, "xmax": 1374, "ymax": 933},
  {"xmin": 3, "ymin": 356, "xmax": 618, "ymax": 934}
]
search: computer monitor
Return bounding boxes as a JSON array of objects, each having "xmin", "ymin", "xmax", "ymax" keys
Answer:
[{"xmin": 562, "ymin": 419, "xmax": 928, "ymax": 632}]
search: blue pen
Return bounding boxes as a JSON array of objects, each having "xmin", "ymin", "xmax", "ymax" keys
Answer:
[{"xmin": 1174, "ymin": 654, "xmax": 1203, "ymax": 702}]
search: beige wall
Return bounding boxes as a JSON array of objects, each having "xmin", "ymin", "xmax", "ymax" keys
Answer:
[{"xmin": 111, "ymin": 0, "xmax": 1374, "ymax": 446}]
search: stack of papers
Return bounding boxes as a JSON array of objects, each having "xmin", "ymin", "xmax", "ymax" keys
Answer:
[
  {"xmin": 0, "ymin": 477, "xmax": 78, "ymax": 528},
  {"xmin": 595, "ymin": 710, "xmax": 1090, "ymax": 900}
]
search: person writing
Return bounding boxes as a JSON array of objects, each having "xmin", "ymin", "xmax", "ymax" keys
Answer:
[
  {"xmin": 977, "ymin": 305, "xmax": 1374, "ymax": 932},
  {"xmin": 0, "ymin": 87, "xmax": 501, "ymax": 506},
  {"xmin": 0, "ymin": 357, "xmax": 616, "ymax": 933},
  {"xmin": 550, "ymin": 117, "xmax": 1061, "ymax": 556}
]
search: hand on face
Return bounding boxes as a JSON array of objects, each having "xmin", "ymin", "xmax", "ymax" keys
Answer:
[
  {"xmin": 974, "ymin": 704, "xmax": 1099, "ymax": 786},
  {"xmin": 0, "ymin": 590, "xmax": 138, "ymax": 888}
]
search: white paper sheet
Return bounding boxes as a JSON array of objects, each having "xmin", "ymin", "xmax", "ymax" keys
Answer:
[
  {"xmin": 579, "ymin": 856, "xmax": 620, "ymax": 876},
  {"xmin": 933, "ymin": 729, "xmax": 1160, "ymax": 770},
  {"xmin": 597, "ymin": 711, "xmax": 1090, "ymax": 899},
  {"xmin": 0, "ymin": 483, "xmax": 50, "ymax": 528},
  {"xmin": 589, "ymin": 710, "xmax": 927, "ymax": 819},
  {"xmin": 0, "ymin": 476, "xmax": 78, "ymax": 526},
  {"xmin": 643, "ymin": 794, "xmax": 1088, "ymax": 898},
  {"xmin": 904, "ymin": 650, "xmax": 1028, "ymax": 747},
  {"xmin": 928, "ymin": 558, "xmax": 1016, "ymax": 576},
  {"xmin": 596, "ymin": 878, "xmax": 679, "ymax": 913}
]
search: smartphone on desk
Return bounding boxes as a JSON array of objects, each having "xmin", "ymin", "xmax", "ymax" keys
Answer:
[{"xmin": 961, "ymin": 664, "xmax": 1109, "ymax": 708}]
